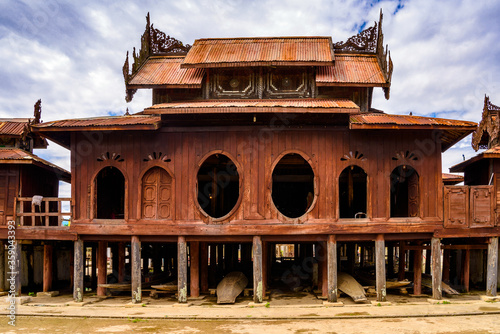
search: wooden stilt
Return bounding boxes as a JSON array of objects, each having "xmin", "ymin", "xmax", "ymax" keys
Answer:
[
  {"xmin": 327, "ymin": 235, "xmax": 337, "ymax": 302},
  {"xmin": 262, "ymin": 241, "xmax": 268, "ymax": 298},
  {"xmin": 321, "ymin": 242, "xmax": 328, "ymax": 298},
  {"xmin": 442, "ymin": 249, "xmax": 450, "ymax": 284},
  {"xmin": 387, "ymin": 244, "xmax": 394, "ymax": 277},
  {"xmin": 431, "ymin": 237, "xmax": 442, "ymax": 300},
  {"xmin": 200, "ymin": 242, "xmax": 209, "ymax": 293},
  {"xmin": 190, "ymin": 241, "xmax": 200, "ymax": 298},
  {"xmin": 487, "ymin": 237, "xmax": 498, "ymax": 297},
  {"xmin": 253, "ymin": 236, "xmax": 263, "ymax": 303},
  {"xmin": 464, "ymin": 249, "xmax": 470, "ymax": 292},
  {"xmin": 14, "ymin": 241, "xmax": 21, "ymax": 296},
  {"xmin": 43, "ymin": 244, "xmax": 53, "ymax": 292},
  {"xmin": 398, "ymin": 241, "xmax": 406, "ymax": 281},
  {"xmin": 178, "ymin": 236, "xmax": 188, "ymax": 303},
  {"xmin": 73, "ymin": 238, "xmax": 84, "ymax": 302},
  {"xmin": 118, "ymin": 242, "xmax": 125, "ymax": 283},
  {"xmin": 413, "ymin": 243, "xmax": 422, "ymax": 295},
  {"xmin": 97, "ymin": 241, "xmax": 107, "ymax": 296},
  {"xmin": 131, "ymin": 236, "xmax": 141, "ymax": 303},
  {"xmin": 375, "ymin": 234, "xmax": 386, "ymax": 302}
]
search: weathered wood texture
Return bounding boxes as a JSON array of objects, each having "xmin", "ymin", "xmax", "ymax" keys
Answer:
[
  {"xmin": 444, "ymin": 185, "xmax": 495, "ymax": 228},
  {"xmin": 413, "ymin": 244, "xmax": 422, "ymax": 295},
  {"xmin": 43, "ymin": 244, "xmax": 53, "ymax": 292},
  {"xmin": 13, "ymin": 241, "xmax": 21, "ymax": 296},
  {"xmin": 253, "ymin": 236, "xmax": 263, "ymax": 303},
  {"xmin": 200, "ymin": 242, "xmax": 209, "ymax": 293},
  {"xmin": 97, "ymin": 241, "xmax": 107, "ymax": 296},
  {"xmin": 70, "ymin": 128, "xmax": 444, "ymax": 233},
  {"xmin": 431, "ymin": 237, "xmax": 442, "ymax": 300},
  {"xmin": 375, "ymin": 235, "xmax": 386, "ymax": 302},
  {"xmin": 190, "ymin": 241, "xmax": 200, "ymax": 297},
  {"xmin": 131, "ymin": 236, "xmax": 141, "ymax": 303},
  {"xmin": 178, "ymin": 236, "xmax": 188, "ymax": 303},
  {"xmin": 487, "ymin": 237, "xmax": 498, "ymax": 296},
  {"xmin": 327, "ymin": 235, "xmax": 337, "ymax": 302},
  {"xmin": 73, "ymin": 238, "xmax": 84, "ymax": 302}
]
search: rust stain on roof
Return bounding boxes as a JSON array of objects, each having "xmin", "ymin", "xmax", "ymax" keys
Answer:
[
  {"xmin": 0, "ymin": 119, "xmax": 30, "ymax": 136},
  {"xmin": 317, "ymin": 54, "xmax": 387, "ymax": 86},
  {"xmin": 182, "ymin": 37, "xmax": 334, "ymax": 68},
  {"xmin": 129, "ymin": 56, "xmax": 205, "ymax": 87},
  {"xmin": 350, "ymin": 113, "xmax": 477, "ymax": 128},
  {"xmin": 144, "ymin": 99, "xmax": 359, "ymax": 114},
  {"xmin": 34, "ymin": 115, "xmax": 161, "ymax": 129}
]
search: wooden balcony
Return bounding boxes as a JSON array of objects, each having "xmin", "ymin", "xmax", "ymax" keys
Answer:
[
  {"xmin": 444, "ymin": 185, "xmax": 496, "ymax": 228},
  {"xmin": 14, "ymin": 197, "xmax": 71, "ymax": 227}
]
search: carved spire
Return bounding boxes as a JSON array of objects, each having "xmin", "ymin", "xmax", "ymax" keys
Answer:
[
  {"xmin": 33, "ymin": 99, "xmax": 41, "ymax": 124},
  {"xmin": 123, "ymin": 13, "xmax": 192, "ymax": 102},
  {"xmin": 472, "ymin": 95, "xmax": 500, "ymax": 151}
]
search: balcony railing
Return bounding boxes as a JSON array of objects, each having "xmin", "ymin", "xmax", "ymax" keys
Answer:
[{"xmin": 14, "ymin": 197, "xmax": 71, "ymax": 227}]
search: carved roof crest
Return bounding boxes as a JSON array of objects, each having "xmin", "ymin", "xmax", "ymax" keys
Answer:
[{"xmin": 472, "ymin": 95, "xmax": 500, "ymax": 151}]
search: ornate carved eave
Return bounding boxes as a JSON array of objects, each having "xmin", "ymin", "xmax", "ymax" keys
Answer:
[
  {"xmin": 123, "ymin": 13, "xmax": 192, "ymax": 102},
  {"xmin": 333, "ymin": 10, "xmax": 393, "ymax": 100},
  {"xmin": 472, "ymin": 95, "xmax": 500, "ymax": 151}
]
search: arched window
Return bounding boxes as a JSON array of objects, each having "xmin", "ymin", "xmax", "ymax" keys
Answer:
[
  {"xmin": 390, "ymin": 165, "xmax": 419, "ymax": 217},
  {"xmin": 272, "ymin": 153, "xmax": 315, "ymax": 218},
  {"xmin": 339, "ymin": 165, "xmax": 367, "ymax": 218},
  {"xmin": 142, "ymin": 167, "xmax": 172, "ymax": 219},
  {"xmin": 95, "ymin": 166, "xmax": 125, "ymax": 219},
  {"xmin": 197, "ymin": 154, "xmax": 240, "ymax": 219}
]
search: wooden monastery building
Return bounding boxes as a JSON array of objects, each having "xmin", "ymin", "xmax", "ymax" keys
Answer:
[{"xmin": 1, "ymin": 12, "xmax": 499, "ymax": 304}]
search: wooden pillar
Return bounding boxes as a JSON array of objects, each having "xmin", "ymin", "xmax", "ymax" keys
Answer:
[
  {"xmin": 91, "ymin": 244, "xmax": 97, "ymax": 290},
  {"xmin": 73, "ymin": 238, "xmax": 84, "ymax": 302},
  {"xmin": 398, "ymin": 241, "xmax": 406, "ymax": 281},
  {"xmin": 431, "ymin": 237, "xmax": 442, "ymax": 300},
  {"xmin": 463, "ymin": 249, "xmax": 470, "ymax": 292},
  {"xmin": 375, "ymin": 234, "xmax": 386, "ymax": 302},
  {"xmin": 118, "ymin": 242, "xmax": 125, "ymax": 283},
  {"xmin": 262, "ymin": 241, "xmax": 268, "ymax": 298},
  {"xmin": 327, "ymin": 235, "xmax": 337, "ymax": 302},
  {"xmin": 200, "ymin": 242, "xmax": 209, "ymax": 293},
  {"xmin": 13, "ymin": 241, "xmax": 21, "ymax": 296},
  {"xmin": 442, "ymin": 249, "xmax": 451, "ymax": 284},
  {"xmin": 97, "ymin": 241, "xmax": 107, "ymax": 296},
  {"xmin": 178, "ymin": 236, "xmax": 188, "ymax": 303},
  {"xmin": 43, "ymin": 244, "xmax": 53, "ymax": 292},
  {"xmin": 387, "ymin": 245, "xmax": 394, "ymax": 277},
  {"xmin": 413, "ymin": 243, "xmax": 423, "ymax": 295},
  {"xmin": 253, "ymin": 236, "xmax": 263, "ymax": 303},
  {"xmin": 131, "ymin": 236, "xmax": 141, "ymax": 303},
  {"xmin": 486, "ymin": 237, "xmax": 498, "ymax": 297},
  {"xmin": 321, "ymin": 242, "xmax": 328, "ymax": 297},
  {"xmin": 425, "ymin": 248, "xmax": 431, "ymax": 274},
  {"xmin": 190, "ymin": 241, "xmax": 200, "ymax": 298},
  {"xmin": 0, "ymin": 241, "xmax": 5, "ymax": 291}
]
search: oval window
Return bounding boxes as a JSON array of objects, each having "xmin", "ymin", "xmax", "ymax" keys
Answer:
[
  {"xmin": 197, "ymin": 154, "xmax": 240, "ymax": 219},
  {"xmin": 272, "ymin": 153, "xmax": 315, "ymax": 218}
]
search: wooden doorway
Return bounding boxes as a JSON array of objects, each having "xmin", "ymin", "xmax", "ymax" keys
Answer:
[{"xmin": 142, "ymin": 167, "xmax": 172, "ymax": 219}]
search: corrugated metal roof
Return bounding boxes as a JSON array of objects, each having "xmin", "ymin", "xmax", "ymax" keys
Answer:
[
  {"xmin": 34, "ymin": 115, "xmax": 161, "ymax": 129},
  {"xmin": 128, "ymin": 56, "xmax": 205, "ymax": 88},
  {"xmin": 144, "ymin": 99, "xmax": 359, "ymax": 114},
  {"xmin": 0, "ymin": 119, "xmax": 30, "ymax": 136},
  {"xmin": 350, "ymin": 113, "xmax": 477, "ymax": 128},
  {"xmin": 0, "ymin": 148, "xmax": 70, "ymax": 182},
  {"xmin": 181, "ymin": 37, "xmax": 334, "ymax": 68},
  {"xmin": 316, "ymin": 54, "xmax": 387, "ymax": 86}
]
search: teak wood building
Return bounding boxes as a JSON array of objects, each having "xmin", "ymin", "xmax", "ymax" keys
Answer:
[{"xmin": 2, "ymin": 12, "xmax": 499, "ymax": 303}]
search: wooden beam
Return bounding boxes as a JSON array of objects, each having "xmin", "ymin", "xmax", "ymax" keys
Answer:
[
  {"xmin": 327, "ymin": 235, "xmax": 338, "ymax": 303},
  {"xmin": 431, "ymin": 237, "xmax": 442, "ymax": 300},
  {"xmin": 487, "ymin": 237, "xmax": 498, "ymax": 297},
  {"xmin": 190, "ymin": 241, "xmax": 200, "ymax": 298},
  {"xmin": 118, "ymin": 242, "xmax": 125, "ymax": 283},
  {"xmin": 43, "ymin": 244, "xmax": 53, "ymax": 292},
  {"xmin": 413, "ymin": 243, "xmax": 422, "ymax": 295},
  {"xmin": 375, "ymin": 234, "xmax": 386, "ymax": 302},
  {"xmin": 73, "ymin": 238, "xmax": 84, "ymax": 302},
  {"xmin": 178, "ymin": 236, "xmax": 188, "ymax": 303},
  {"xmin": 200, "ymin": 242, "xmax": 209, "ymax": 293},
  {"xmin": 253, "ymin": 236, "xmax": 263, "ymax": 303},
  {"xmin": 131, "ymin": 236, "xmax": 141, "ymax": 303},
  {"xmin": 97, "ymin": 241, "xmax": 107, "ymax": 297}
]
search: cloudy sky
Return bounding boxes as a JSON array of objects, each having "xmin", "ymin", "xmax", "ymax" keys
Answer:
[{"xmin": 1, "ymin": 0, "xmax": 499, "ymax": 196}]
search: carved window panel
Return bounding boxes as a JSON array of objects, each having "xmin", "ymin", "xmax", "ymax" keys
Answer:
[
  {"xmin": 444, "ymin": 186, "xmax": 469, "ymax": 228},
  {"xmin": 470, "ymin": 186, "xmax": 494, "ymax": 228},
  {"xmin": 211, "ymin": 69, "xmax": 257, "ymax": 98},
  {"xmin": 443, "ymin": 185, "xmax": 495, "ymax": 228},
  {"xmin": 265, "ymin": 68, "xmax": 311, "ymax": 98}
]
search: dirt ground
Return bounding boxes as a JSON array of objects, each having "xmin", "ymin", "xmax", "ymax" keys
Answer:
[{"xmin": 1, "ymin": 315, "xmax": 500, "ymax": 334}]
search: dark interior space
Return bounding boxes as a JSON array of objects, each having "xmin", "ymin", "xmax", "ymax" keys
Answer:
[
  {"xmin": 272, "ymin": 153, "xmax": 315, "ymax": 218},
  {"xmin": 339, "ymin": 165, "xmax": 367, "ymax": 218},
  {"xmin": 96, "ymin": 166, "xmax": 125, "ymax": 219},
  {"xmin": 197, "ymin": 154, "xmax": 240, "ymax": 219},
  {"xmin": 390, "ymin": 165, "xmax": 419, "ymax": 217}
]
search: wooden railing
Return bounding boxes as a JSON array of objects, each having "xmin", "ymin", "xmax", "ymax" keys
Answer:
[
  {"xmin": 14, "ymin": 197, "xmax": 71, "ymax": 227},
  {"xmin": 444, "ymin": 185, "xmax": 495, "ymax": 228}
]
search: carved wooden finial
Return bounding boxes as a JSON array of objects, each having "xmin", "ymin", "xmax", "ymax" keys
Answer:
[
  {"xmin": 125, "ymin": 108, "xmax": 130, "ymax": 116},
  {"xmin": 33, "ymin": 99, "xmax": 42, "ymax": 124}
]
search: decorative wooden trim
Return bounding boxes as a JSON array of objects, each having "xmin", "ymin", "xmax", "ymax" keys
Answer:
[
  {"xmin": 97, "ymin": 152, "xmax": 124, "ymax": 162},
  {"xmin": 472, "ymin": 95, "xmax": 500, "ymax": 151}
]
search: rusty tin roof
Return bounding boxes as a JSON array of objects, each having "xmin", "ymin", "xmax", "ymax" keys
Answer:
[
  {"xmin": 34, "ymin": 115, "xmax": 161, "ymax": 130},
  {"xmin": 316, "ymin": 54, "xmax": 387, "ymax": 86},
  {"xmin": 181, "ymin": 37, "xmax": 335, "ymax": 68},
  {"xmin": 0, "ymin": 119, "xmax": 30, "ymax": 136}
]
